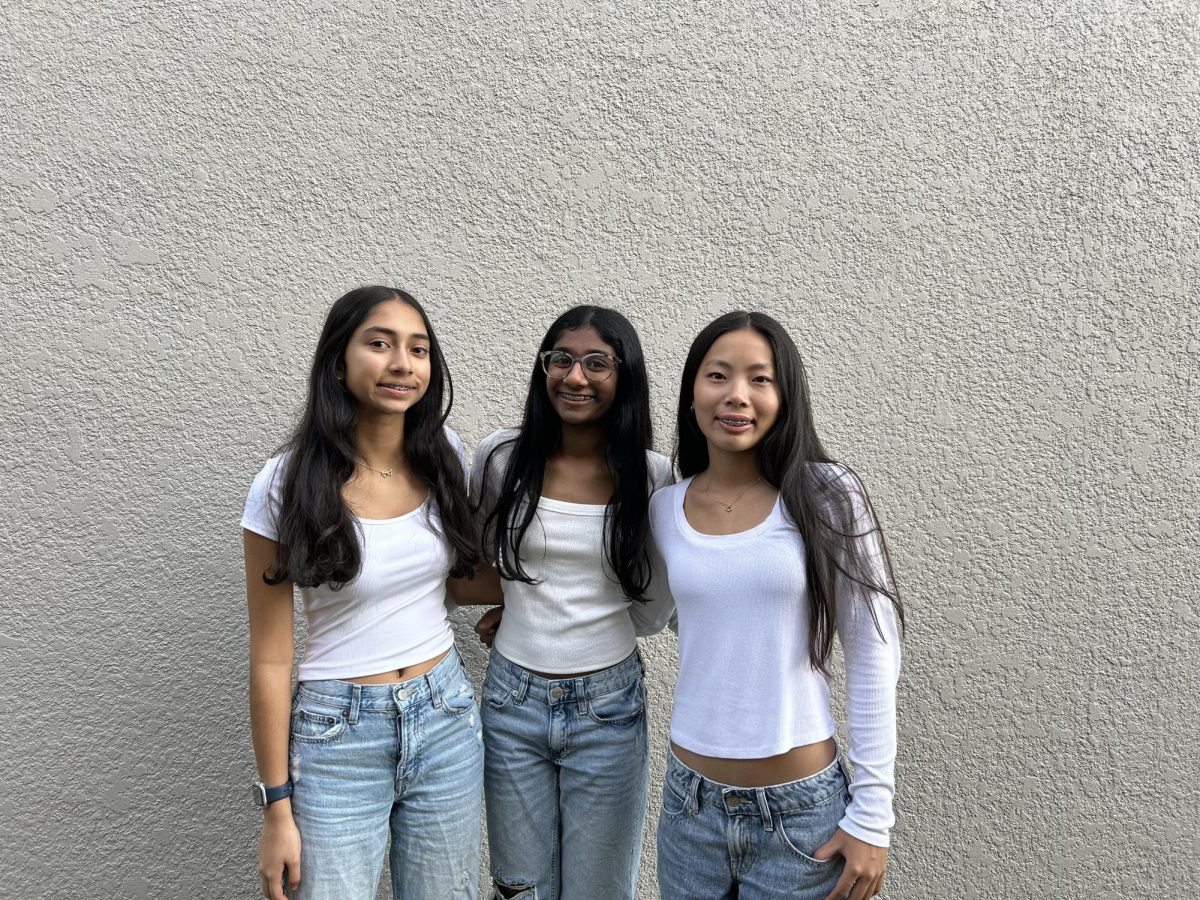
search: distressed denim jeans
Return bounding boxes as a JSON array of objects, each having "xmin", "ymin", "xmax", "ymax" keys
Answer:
[
  {"xmin": 287, "ymin": 648, "xmax": 484, "ymax": 900},
  {"xmin": 481, "ymin": 648, "xmax": 650, "ymax": 900},
  {"xmin": 656, "ymin": 749, "xmax": 850, "ymax": 900}
]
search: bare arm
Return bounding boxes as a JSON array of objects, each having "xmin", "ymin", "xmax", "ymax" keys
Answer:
[
  {"xmin": 446, "ymin": 564, "xmax": 504, "ymax": 605},
  {"xmin": 245, "ymin": 529, "xmax": 302, "ymax": 900}
]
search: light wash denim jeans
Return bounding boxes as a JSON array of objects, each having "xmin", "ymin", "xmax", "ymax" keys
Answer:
[
  {"xmin": 481, "ymin": 648, "xmax": 650, "ymax": 900},
  {"xmin": 656, "ymin": 749, "xmax": 850, "ymax": 900},
  {"xmin": 287, "ymin": 648, "xmax": 484, "ymax": 900}
]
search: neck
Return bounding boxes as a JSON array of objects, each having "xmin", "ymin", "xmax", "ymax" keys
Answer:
[
  {"xmin": 558, "ymin": 420, "xmax": 608, "ymax": 460},
  {"xmin": 701, "ymin": 446, "xmax": 762, "ymax": 487},
  {"xmin": 354, "ymin": 412, "xmax": 406, "ymax": 469}
]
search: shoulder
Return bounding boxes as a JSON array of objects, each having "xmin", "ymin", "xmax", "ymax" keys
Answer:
[
  {"xmin": 806, "ymin": 461, "xmax": 874, "ymax": 524},
  {"xmin": 249, "ymin": 452, "xmax": 290, "ymax": 495},
  {"xmin": 649, "ymin": 477, "xmax": 687, "ymax": 517},
  {"xmin": 441, "ymin": 424, "xmax": 469, "ymax": 474},
  {"xmin": 473, "ymin": 427, "xmax": 520, "ymax": 469},
  {"xmin": 646, "ymin": 450, "xmax": 676, "ymax": 490}
]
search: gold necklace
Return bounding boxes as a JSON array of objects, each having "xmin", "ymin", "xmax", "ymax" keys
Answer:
[
  {"xmin": 356, "ymin": 459, "xmax": 396, "ymax": 479},
  {"xmin": 703, "ymin": 475, "xmax": 764, "ymax": 513}
]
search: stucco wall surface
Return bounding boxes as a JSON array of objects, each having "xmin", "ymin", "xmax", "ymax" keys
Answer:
[{"xmin": 1, "ymin": 2, "xmax": 1196, "ymax": 898}]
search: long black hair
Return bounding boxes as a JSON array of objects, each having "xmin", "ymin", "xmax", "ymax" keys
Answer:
[
  {"xmin": 266, "ymin": 285, "xmax": 480, "ymax": 588},
  {"xmin": 676, "ymin": 310, "xmax": 904, "ymax": 671},
  {"xmin": 480, "ymin": 306, "xmax": 656, "ymax": 601}
]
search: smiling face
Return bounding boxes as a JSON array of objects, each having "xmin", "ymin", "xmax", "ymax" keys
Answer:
[
  {"xmin": 340, "ymin": 299, "xmax": 432, "ymax": 417},
  {"xmin": 544, "ymin": 325, "xmax": 619, "ymax": 426},
  {"xmin": 692, "ymin": 327, "xmax": 781, "ymax": 457}
]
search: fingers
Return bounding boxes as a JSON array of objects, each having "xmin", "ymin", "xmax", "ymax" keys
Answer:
[
  {"xmin": 259, "ymin": 868, "xmax": 285, "ymax": 900},
  {"xmin": 285, "ymin": 852, "xmax": 302, "ymax": 894},
  {"xmin": 813, "ymin": 832, "xmax": 842, "ymax": 862},
  {"xmin": 825, "ymin": 870, "xmax": 858, "ymax": 900}
]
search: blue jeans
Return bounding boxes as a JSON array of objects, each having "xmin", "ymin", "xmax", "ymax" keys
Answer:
[
  {"xmin": 481, "ymin": 649, "xmax": 650, "ymax": 900},
  {"xmin": 657, "ymin": 749, "xmax": 850, "ymax": 900},
  {"xmin": 287, "ymin": 648, "xmax": 485, "ymax": 900}
]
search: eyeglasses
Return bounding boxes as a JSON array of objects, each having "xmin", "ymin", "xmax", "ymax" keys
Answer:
[{"xmin": 538, "ymin": 350, "xmax": 621, "ymax": 382}]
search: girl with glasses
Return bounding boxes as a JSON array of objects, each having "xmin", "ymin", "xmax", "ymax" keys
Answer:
[
  {"xmin": 468, "ymin": 306, "xmax": 673, "ymax": 900},
  {"xmin": 650, "ymin": 311, "xmax": 904, "ymax": 900},
  {"xmin": 242, "ymin": 287, "xmax": 497, "ymax": 900}
]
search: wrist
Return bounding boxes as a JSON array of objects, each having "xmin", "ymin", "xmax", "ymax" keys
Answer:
[{"xmin": 263, "ymin": 797, "xmax": 293, "ymax": 820}]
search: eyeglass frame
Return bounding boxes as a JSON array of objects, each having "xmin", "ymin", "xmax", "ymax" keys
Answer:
[{"xmin": 537, "ymin": 350, "xmax": 622, "ymax": 383}]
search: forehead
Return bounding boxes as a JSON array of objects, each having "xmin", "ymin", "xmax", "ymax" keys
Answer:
[
  {"xmin": 702, "ymin": 328, "xmax": 774, "ymax": 365},
  {"xmin": 552, "ymin": 325, "xmax": 614, "ymax": 354},
  {"xmin": 356, "ymin": 300, "xmax": 425, "ymax": 334}
]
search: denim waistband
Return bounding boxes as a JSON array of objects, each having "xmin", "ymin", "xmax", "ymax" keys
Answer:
[
  {"xmin": 486, "ymin": 647, "xmax": 643, "ymax": 704},
  {"xmin": 295, "ymin": 646, "xmax": 467, "ymax": 714},
  {"xmin": 665, "ymin": 747, "xmax": 848, "ymax": 818}
]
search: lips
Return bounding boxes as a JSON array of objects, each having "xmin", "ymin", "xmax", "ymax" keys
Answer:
[
  {"xmin": 557, "ymin": 392, "xmax": 595, "ymax": 403},
  {"xmin": 716, "ymin": 415, "xmax": 754, "ymax": 432},
  {"xmin": 379, "ymin": 382, "xmax": 416, "ymax": 396}
]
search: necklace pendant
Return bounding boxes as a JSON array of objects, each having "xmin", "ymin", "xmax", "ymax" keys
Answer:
[
  {"xmin": 725, "ymin": 504, "xmax": 733, "ymax": 513},
  {"xmin": 380, "ymin": 468, "xmax": 393, "ymax": 478}
]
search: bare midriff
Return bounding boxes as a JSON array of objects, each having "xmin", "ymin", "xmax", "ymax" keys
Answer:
[
  {"xmin": 526, "ymin": 665, "xmax": 610, "ymax": 679},
  {"xmin": 343, "ymin": 649, "xmax": 451, "ymax": 685},
  {"xmin": 671, "ymin": 736, "xmax": 836, "ymax": 788}
]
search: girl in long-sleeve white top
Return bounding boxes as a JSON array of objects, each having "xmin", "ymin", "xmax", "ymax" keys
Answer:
[{"xmin": 650, "ymin": 311, "xmax": 904, "ymax": 900}]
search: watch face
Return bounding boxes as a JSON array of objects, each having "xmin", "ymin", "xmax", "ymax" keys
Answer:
[{"xmin": 251, "ymin": 783, "xmax": 267, "ymax": 807}]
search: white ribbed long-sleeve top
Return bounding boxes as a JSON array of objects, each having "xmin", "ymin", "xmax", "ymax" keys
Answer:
[
  {"xmin": 648, "ymin": 465, "xmax": 902, "ymax": 847},
  {"xmin": 471, "ymin": 428, "xmax": 675, "ymax": 673}
]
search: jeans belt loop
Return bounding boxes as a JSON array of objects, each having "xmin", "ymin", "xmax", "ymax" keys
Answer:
[
  {"xmin": 348, "ymin": 684, "xmax": 362, "ymax": 725},
  {"xmin": 687, "ymin": 772, "xmax": 702, "ymax": 816},
  {"xmin": 755, "ymin": 788, "xmax": 774, "ymax": 831},
  {"xmin": 424, "ymin": 671, "xmax": 440, "ymax": 709},
  {"xmin": 515, "ymin": 670, "xmax": 531, "ymax": 704}
]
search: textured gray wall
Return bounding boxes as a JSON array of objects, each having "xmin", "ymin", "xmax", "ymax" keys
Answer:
[{"xmin": 1, "ymin": 2, "xmax": 1196, "ymax": 898}]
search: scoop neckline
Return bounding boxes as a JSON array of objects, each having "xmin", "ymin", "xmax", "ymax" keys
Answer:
[
  {"xmin": 537, "ymin": 495, "xmax": 607, "ymax": 516},
  {"xmin": 355, "ymin": 495, "xmax": 430, "ymax": 524},
  {"xmin": 674, "ymin": 476, "xmax": 781, "ymax": 542}
]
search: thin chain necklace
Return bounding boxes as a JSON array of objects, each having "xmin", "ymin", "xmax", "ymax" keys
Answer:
[
  {"xmin": 702, "ymin": 475, "xmax": 764, "ymax": 513},
  {"xmin": 356, "ymin": 458, "xmax": 398, "ymax": 479}
]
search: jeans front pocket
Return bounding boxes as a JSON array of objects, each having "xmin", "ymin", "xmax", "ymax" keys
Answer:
[
  {"xmin": 482, "ymin": 675, "xmax": 516, "ymax": 712},
  {"xmin": 440, "ymin": 677, "xmax": 478, "ymax": 718},
  {"xmin": 290, "ymin": 707, "xmax": 346, "ymax": 744},
  {"xmin": 660, "ymin": 780, "xmax": 691, "ymax": 818},
  {"xmin": 586, "ymin": 678, "xmax": 645, "ymax": 726},
  {"xmin": 774, "ymin": 790, "xmax": 848, "ymax": 868}
]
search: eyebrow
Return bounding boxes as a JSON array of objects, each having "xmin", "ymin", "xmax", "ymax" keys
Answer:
[
  {"xmin": 363, "ymin": 327, "xmax": 430, "ymax": 342},
  {"xmin": 706, "ymin": 359, "xmax": 773, "ymax": 371},
  {"xmin": 552, "ymin": 346, "xmax": 612, "ymax": 355}
]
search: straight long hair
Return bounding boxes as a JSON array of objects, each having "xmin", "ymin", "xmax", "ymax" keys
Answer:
[
  {"xmin": 676, "ymin": 311, "xmax": 904, "ymax": 671},
  {"xmin": 480, "ymin": 306, "xmax": 655, "ymax": 601},
  {"xmin": 266, "ymin": 286, "xmax": 479, "ymax": 588}
]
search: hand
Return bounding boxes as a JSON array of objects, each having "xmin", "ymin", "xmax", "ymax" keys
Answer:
[
  {"xmin": 258, "ymin": 803, "xmax": 302, "ymax": 899},
  {"xmin": 815, "ymin": 828, "xmax": 888, "ymax": 899},
  {"xmin": 474, "ymin": 605, "xmax": 503, "ymax": 648}
]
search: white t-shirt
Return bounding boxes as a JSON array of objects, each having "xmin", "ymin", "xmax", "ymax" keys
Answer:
[
  {"xmin": 649, "ymin": 465, "xmax": 902, "ymax": 848},
  {"xmin": 240, "ymin": 429, "xmax": 467, "ymax": 681},
  {"xmin": 472, "ymin": 428, "xmax": 675, "ymax": 673}
]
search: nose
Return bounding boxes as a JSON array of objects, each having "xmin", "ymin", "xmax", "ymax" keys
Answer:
[
  {"xmin": 723, "ymin": 377, "xmax": 750, "ymax": 407},
  {"xmin": 561, "ymin": 360, "xmax": 589, "ymax": 387},
  {"xmin": 389, "ymin": 348, "xmax": 414, "ymax": 373}
]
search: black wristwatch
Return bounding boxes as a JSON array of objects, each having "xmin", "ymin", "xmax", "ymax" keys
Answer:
[{"xmin": 251, "ymin": 780, "xmax": 294, "ymax": 808}]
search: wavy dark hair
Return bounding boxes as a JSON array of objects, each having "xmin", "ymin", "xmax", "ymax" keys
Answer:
[
  {"xmin": 265, "ymin": 286, "xmax": 479, "ymax": 588},
  {"xmin": 676, "ymin": 310, "xmax": 904, "ymax": 671},
  {"xmin": 480, "ymin": 306, "xmax": 655, "ymax": 601}
]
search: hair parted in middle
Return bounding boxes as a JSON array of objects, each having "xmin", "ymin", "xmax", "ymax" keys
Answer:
[
  {"xmin": 676, "ymin": 310, "xmax": 905, "ymax": 671},
  {"xmin": 479, "ymin": 305, "xmax": 656, "ymax": 602},
  {"xmin": 266, "ymin": 285, "xmax": 480, "ymax": 589}
]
